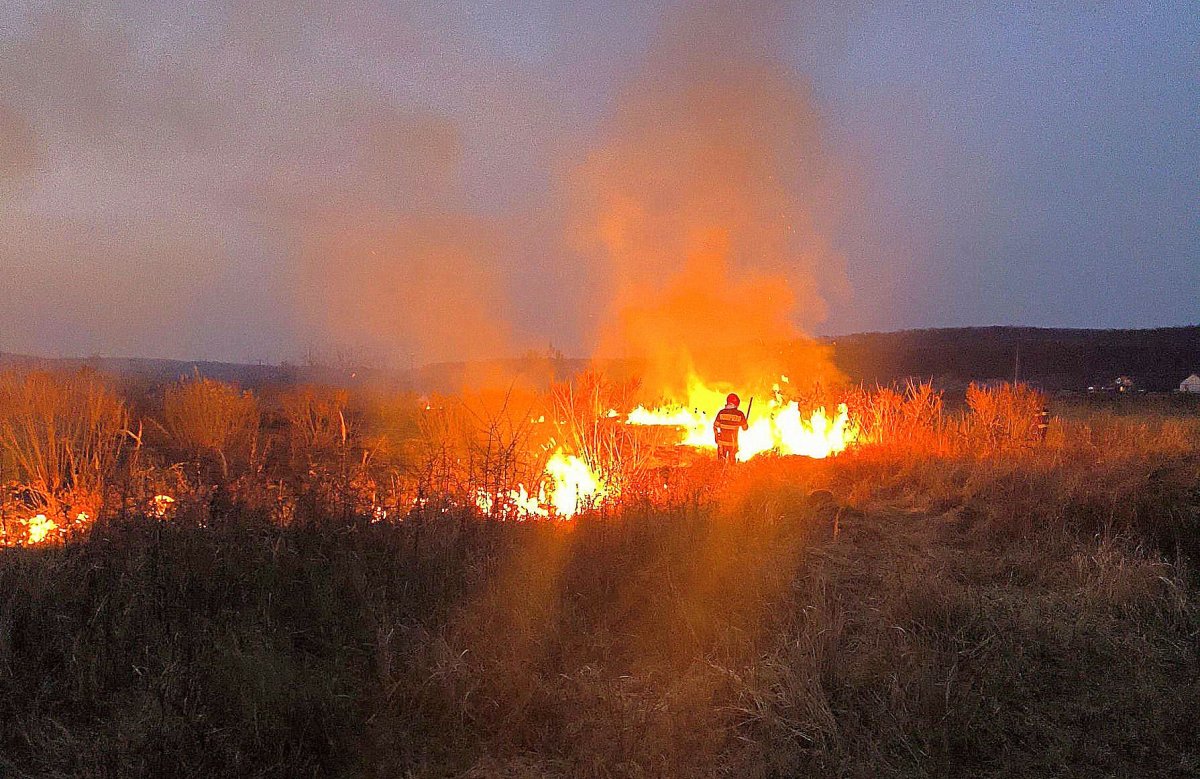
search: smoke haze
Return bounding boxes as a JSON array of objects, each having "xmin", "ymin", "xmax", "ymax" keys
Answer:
[
  {"xmin": 0, "ymin": 2, "xmax": 1194, "ymax": 365},
  {"xmin": 571, "ymin": 5, "xmax": 848, "ymax": 393}
]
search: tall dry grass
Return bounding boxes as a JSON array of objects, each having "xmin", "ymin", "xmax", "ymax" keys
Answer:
[
  {"xmin": 0, "ymin": 370, "xmax": 127, "ymax": 527},
  {"xmin": 550, "ymin": 370, "xmax": 656, "ymax": 494},
  {"xmin": 0, "ymin": 371, "xmax": 1197, "ymax": 774},
  {"xmin": 163, "ymin": 375, "xmax": 260, "ymax": 478},
  {"xmin": 845, "ymin": 380, "xmax": 948, "ymax": 454},
  {"xmin": 1, "ymin": 444, "xmax": 1195, "ymax": 776},
  {"xmin": 280, "ymin": 385, "xmax": 349, "ymax": 455},
  {"xmin": 0, "ymin": 368, "xmax": 1184, "ymax": 541},
  {"xmin": 962, "ymin": 380, "xmax": 1046, "ymax": 452},
  {"xmin": 413, "ymin": 386, "xmax": 549, "ymax": 516},
  {"xmin": 839, "ymin": 380, "xmax": 1051, "ymax": 461}
]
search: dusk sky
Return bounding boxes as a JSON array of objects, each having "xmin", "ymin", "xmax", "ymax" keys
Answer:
[{"xmin": 0, "ymin": 1, "xmax": 1195, "ymax": 365}]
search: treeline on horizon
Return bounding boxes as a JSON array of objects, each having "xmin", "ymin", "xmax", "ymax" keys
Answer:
[
  {"xmin": 2, "ymin": 325, "xmax": 1197, "ymax": 393},
  {"xmin": 831, "ymin": 325, "xmax": 1200, "ymax": 392}
]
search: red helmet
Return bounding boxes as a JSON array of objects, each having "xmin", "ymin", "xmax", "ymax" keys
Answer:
[{"xmin": 726, "ymin": 393, "xmax": 740, "ymax": 407}]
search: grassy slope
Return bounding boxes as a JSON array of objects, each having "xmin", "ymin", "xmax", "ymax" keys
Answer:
[{"xmin": 2, "ymin": 445, "xmax": 1198, "ymax": 778}]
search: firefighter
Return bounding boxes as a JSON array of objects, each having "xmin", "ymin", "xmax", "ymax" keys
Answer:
[
  {"xmin": 713, "ymin": 393, "xmax": 749, "ymax": 463},
  {"xmin": 1035, "ymin": 404, "xmax": 1050, "ymax": 442}
]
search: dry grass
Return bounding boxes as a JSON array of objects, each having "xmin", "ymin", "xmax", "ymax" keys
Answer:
[
  {"xmin": 163, "ymin": 375, "xmax": 260, "ymax": 478},
  {"xmin": 1, "ymin": 442, "xmax": 1197, "ymax": 777},
  {"xmin": 279, "ymin": 384, "xmax": 349, "ymax": 455},
  {"xmin": 845, "ymin": 380, "xmax": 948, "ymax": 454},
  {"xmin": 961, "ymin": 381, "xmax": 1046, "ymax": 452},
  {"xmin": 0, "ymin": 372, "xmax": 1085, "ymax": 533},
  {"xmin": 0, "ymin": 372, "xmax": 1198, "ymax": 776},
  {"xmin": 0, "ymin": 370, "xmax": 127, "ymax": 535},
  {"xmin": 550, "ymin": 370, "xmax": 656, "ymax": 494}
]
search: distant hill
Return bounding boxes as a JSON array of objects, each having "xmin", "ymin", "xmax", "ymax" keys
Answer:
[
  {"xmin": 0, "ymin": 353, "xmax": 298, "ymax": 388},
  {"xmin": 3, "ymin": 326, "xmax": 1198, "ymax": 393},
  {"xmin": 828, "ymin": 326, "xmax": 1200, "ymax": 392}
]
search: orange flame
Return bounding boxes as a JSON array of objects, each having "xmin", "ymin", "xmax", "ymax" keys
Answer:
[
  {"xmin": 474, "ymin": 448, "xmax": 608, "ymax": 519},
  {"xmin": 151, "ymin": 494, "xmax": 176, "ymax": 519},
  {"xmin": 626, "ymin": 374, "xmax": 858, "ymax": 461},
  {"xmin": 544, "ymin": 449, "xmax": 605, "ymax": 516},
  {"xmin": 23, "ymin": 514, "xmax": 58, "ymax": 544}
]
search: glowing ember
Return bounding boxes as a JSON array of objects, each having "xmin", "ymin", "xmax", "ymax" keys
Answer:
[
  {"xmin": 475, "ymin": 484, "xmax": 549, "ymax": 519},
  {"xmin": 151, "ymin": 494, "xmax": 177, "ymax": 519},
  {"xmin": 24, "ymin": 514, "xmax": 57, "ymax": 544},
  {"xmin": 626, "ymin": 374, "xmax": 858, "ymax": 461}
]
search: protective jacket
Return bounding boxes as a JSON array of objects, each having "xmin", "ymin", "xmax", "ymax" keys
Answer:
[{"xmin": 713, "ymin": 406, "xmax": 749, "ymax": 447}]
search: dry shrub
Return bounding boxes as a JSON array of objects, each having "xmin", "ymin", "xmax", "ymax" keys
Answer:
[
  {"xmin": 273, "ymin": 385, "xmax": 419, "ymax": 523},
  {"xmin": 848, "ymin": 380, "xmax": 947, "ymax": 455},
  {"xmin": 963, "ymin": 381, "xmax": 1045, "ymax": 453},
  {"xmin": 347, "ymin": 389, "xmax": 429, "ymax": 520},
  {"xmin": 413, "ymin": 399, "xmax": 473, "ymax": 507},
  {"xmin": 274, "ymin": 384, "xmax": 357, "ymax": 520},
  {"xmin": 0, "ymin": 370, "xmax": 127, "ymax": 528},
  {"xmin": 550, "ymin": 370, "xmax": 654, "ymax": 493},
  {"xmin": 353, "ymin": 388, "xmax": 423, "ymax": 469},
  {"xmin": 415, "ymin": 386, "xmax": 548, "ymax": 514},
  {"xmin": 280, "ymin": 384, "xmax": 349, "ymax": 455},
  {"xmin": 163, "ymin": 376, "xmax": 259, "ymax": 478}
]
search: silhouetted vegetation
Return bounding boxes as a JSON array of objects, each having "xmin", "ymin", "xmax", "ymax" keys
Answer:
[
  {"xmin": 831, "ymin": 325, "xmax": 1200, "ymax": 391},
  {"xmin": 6, "ymin": 326, "xmax": 1198, "ymax": 395}
]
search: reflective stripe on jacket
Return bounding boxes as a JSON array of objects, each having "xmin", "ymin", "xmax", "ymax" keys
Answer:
[{"xmin": 713, "ymin": 407, "xmax": 748, "ymax": 446}]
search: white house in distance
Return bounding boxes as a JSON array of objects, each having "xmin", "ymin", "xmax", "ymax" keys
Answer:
[{"xmin": 1180, "ymin": 374, "xmax": 1200, "ymax": 393}]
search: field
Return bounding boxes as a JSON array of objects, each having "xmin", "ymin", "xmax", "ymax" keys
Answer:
[{"xmin": 1, "ymin": 370, "xmax": 1198, "ymax": 777}]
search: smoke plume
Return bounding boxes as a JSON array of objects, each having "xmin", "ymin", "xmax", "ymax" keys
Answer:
[
  {"xmin": 572, "ymin": 5, "xmax": 849, "ymax": 397},
  {"xmin": 291, "ymin": 108, "xmax": 512, "ymax": 367}
]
